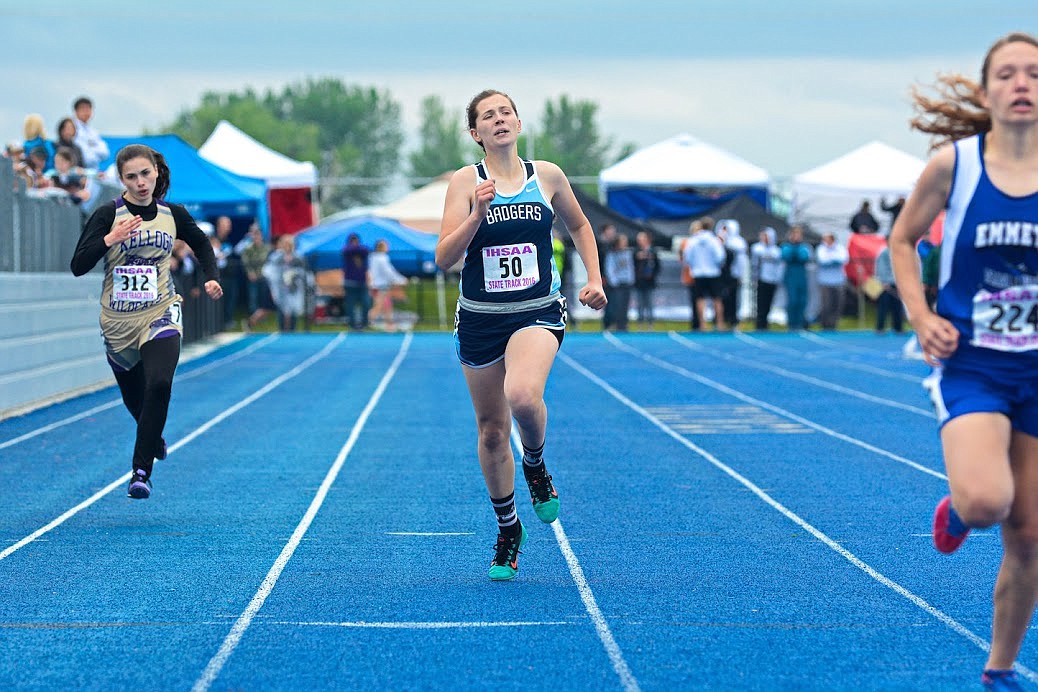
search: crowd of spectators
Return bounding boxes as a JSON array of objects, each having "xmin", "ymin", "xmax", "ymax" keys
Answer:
[{"xmin": 3, "ymin": 96, "xmax": 110, "ymax": 222}]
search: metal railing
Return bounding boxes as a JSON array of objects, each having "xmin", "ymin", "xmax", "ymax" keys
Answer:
[{"xmin": 1, "ymin": 161, "xmax": 223, "ymax": 344}]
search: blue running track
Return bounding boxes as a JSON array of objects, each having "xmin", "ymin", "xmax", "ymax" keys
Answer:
[{"xmin": 0, "ymin": 331, "xmax": 1027, "ymax": 690}]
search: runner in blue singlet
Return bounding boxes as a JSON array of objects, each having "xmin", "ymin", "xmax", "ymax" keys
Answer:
[{"xmin": 889, "ymin": 32, "xmax": 1038, "ymax": 690}]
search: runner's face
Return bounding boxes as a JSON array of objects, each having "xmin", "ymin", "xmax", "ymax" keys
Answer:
[
  {"xmin": 471, "ymin": 95, "xmax": 520, "ymax": 149},
  {"xmin": 982, "ymin": 41, "xmax": 1038, "ymax": 125},
  {"xmin": 120, "ymin": 157, "xmax": 157, "ymax": 204}
]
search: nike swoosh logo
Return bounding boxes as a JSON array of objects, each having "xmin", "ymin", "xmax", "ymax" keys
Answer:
[{"xmin": 525, "ymin": 185, "xmax": 536, "ymax": 193}]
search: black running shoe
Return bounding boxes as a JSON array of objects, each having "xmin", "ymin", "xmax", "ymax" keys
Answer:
[
  {"xmin": 155, "ymin": 437, "xmax": 167, "ymax": 461},
  {"xmin": 127, "ymin": 469, "xmax": 152, "ymax": 499}
]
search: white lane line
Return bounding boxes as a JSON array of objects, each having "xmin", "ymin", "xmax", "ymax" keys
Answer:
[
  {"xmin": 671, "ymin": 333, "xmax": 933, "ymax": 417},
  {"xmin": 509, "ymin": 428, "xmax": 640, "ymax": 692},
  {"xmin": 798, "ymin": 329, "xmax": 908, "ymax": 360},
  {"xmin": 267, "ymin": 620, "xmax": 572, "ymax": 629},
  {"xmin": 0, "ymin": 334, "xmax": 280, "ymax": 452},
  {"xmin": 604, "ymin": 334, "xmax": 945, "ymax": 481},
  {"xmin": 0, "ymin": 333, "xmax": 340, "ymax": 564},
  {"xmin": 386, "ymin": 535, "xmax": 475, "ymax": 539},
  {"xmin": 192, "ymin": 333, "xmax": 412, "ymax": 692},
  {"xmin": 559, "ymin": 350, "xmax": 1038, "ymax": 684},
  {"xmin": 733, "ymin": 331, "xmax": 923, "ymax": 383}
]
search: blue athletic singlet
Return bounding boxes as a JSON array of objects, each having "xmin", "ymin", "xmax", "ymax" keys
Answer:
[
  {"xmin": 937, "ymin": 134, "xmax": 1038, "ymax": 369},
  {"xmin": 458, "ymin": 159, "xmax": 561, "ymax": 310},
  {"xmin": 453, "ymin": 159, "xmax": 566, "ymax": 367},
  {"xmin": 930, "ymin": 134, "xmax": 1038, "ymax": 433}
]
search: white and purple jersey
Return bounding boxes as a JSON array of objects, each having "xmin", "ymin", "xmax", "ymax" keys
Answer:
[
  {"xmin": 938, "ymin": 134, "xmax": 1038, "ymax": 369},
  {"xmin": 458, "ymin": 159, "xmax": 561, "ymax": 314}
]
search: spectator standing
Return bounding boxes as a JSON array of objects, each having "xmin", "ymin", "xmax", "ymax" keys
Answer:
[
  {"xmin": 881, "ymin": 195, "xmax": 906, "ymax": 230},
  {"xmin": 597, "ymin": 223, "xmax": 618, "ymax": 330},
  {"xmin": 22, "ymin": 114, "xmax": 55, "ymax": 172},
  {"xmin": 55, "ymin": 117, "xmax": 85, "ymax": 168},
  {"xmin": 263, "ymin": 235, "xmax": 308, "ymax": 332},
  {"xmin": 683, "ymin": 218, "xmax": 727, "ymax": 330},
  {"xmin": 604, "ymin": 233, "xmax": 635, "ymax": 331},
  {"xmin": 367, "ymin": 239, "xmax": 408, "ymax": 330},
  {"xmin": 750, "ymin": 226, "xmax": 783, "ymax": 330},
  {"xmin": 849, "ymin": 200, "xmax": 880, "ymax": 234},
  {"xmin": 873, "ymin": 244, "xmax": 904, "ymax": 333},
  {"xmin": 780, "ymin": 225, "xmax": 812, "ymax": 330},
  {"xmin": 72, "ymin": 96, "xmax": 110, "ymax": 170},
  {"xmin": 716, "ymin": 219, "xmax": 749, "ymax": 328},
  {"xmin": 341, "ymin": 232, "xmax": 370, "ymax": 329},
  {"xmin": 240, "ymin": 223, "xmax": 274, "ymax": 330},
  {"xmin": 633, "ymin": 231, "xmax": 660, "ymax": 328},
  {"xmin": 213, "ymin": 216, "xmax": 243, "ymax": 328},
  {"xmin": 815, "ymin": 232, "xmax": 849, "ymax": 330}
]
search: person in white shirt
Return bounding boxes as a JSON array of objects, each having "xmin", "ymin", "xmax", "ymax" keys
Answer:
[
  {"xmin": 367, "ymin": 239, "xmax": 408, "ymax": 330},
  {"xmin": 72, "ymin": 96, "xmax": 110, "ymax": 170},
  {"xmin": 716, "ymin": 219, "xmax": 749, "ymax": 328},
  {"xmin": 682, "ymin": 220, "xmax": 727, "ymax": 330},
  {"xmin": 814, "ymin": 232, "xmax": 850, "ymax": 330},
  {"xmin": 750, "ymin": 227, "xmax": 784, "ymax": 330}
]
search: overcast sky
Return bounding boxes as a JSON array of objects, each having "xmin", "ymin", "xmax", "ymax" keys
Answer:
[{"xmin": 3, "ymin": 1, "xmax": 1036, "ymax": 181}]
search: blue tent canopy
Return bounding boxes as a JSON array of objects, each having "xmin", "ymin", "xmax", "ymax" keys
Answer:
[
  {"xmin": 295, "ymin": 216, "xmax": 438, "ymax": 277},
  {"xmin": 98, "ymin": 134, "xmax": 268, "ymax": 226}
]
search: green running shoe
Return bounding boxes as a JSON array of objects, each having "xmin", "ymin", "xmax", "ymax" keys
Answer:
[
  {"xmin": 526, "ymin": 471, "xmax": 560, "ymax": 523},
  {"xmin": 488, "ymin": 523, "xmax": 528, "ymax": 581}
]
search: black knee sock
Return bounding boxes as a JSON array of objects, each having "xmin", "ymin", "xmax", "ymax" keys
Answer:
[
  {"xmin": 522, "ymin": 442, "xmax": 545, "ymax": 478},
  {"xmin": 491, "ymin": 492, "xmax": 521, "ymax": 537}
]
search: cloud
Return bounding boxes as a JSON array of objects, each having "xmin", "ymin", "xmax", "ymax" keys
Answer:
[{"xmin": 0, "ymin": 52, "xmax": 973, "ymax": 179}]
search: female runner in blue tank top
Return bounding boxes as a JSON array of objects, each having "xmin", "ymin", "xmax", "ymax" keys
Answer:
[
  {"xmin": 437, "ymin": 89, "xmax": 606, "ymax": 581},
  {"xmin": 889, "ymin": 32, "xmax": 1038, "ymax": 690}
]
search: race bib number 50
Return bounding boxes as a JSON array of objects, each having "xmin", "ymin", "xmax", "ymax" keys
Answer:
[
  {"xmin": 972, "ymin": 286, "xmax": 1038, "ymax": 352},
  {"xmin": 482, "ymin": 243, "xmax": 539, "ymax": 293},
  {"xmin": 113, "ymin": 265, "xmax": 158, "ymax": 302}
]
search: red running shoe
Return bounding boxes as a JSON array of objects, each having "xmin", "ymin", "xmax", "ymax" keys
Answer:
[{"xmin": 933, "ymin": 495, "xmax": 969, "ymax": 554}]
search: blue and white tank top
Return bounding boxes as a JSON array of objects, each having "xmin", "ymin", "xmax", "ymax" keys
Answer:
[
  {"xmin": 458, "ymin": 159, "xmax": 561, "ymax": 313},
  {"xmin": 938, "ymin": 134, "xmax": 1038, "ymax": 366}
]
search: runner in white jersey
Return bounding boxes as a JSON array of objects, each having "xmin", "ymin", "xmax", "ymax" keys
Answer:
[
  {"xmin": 437, "ymin": 89, "xmax": 606, "ymax": 581},
  {"xmin": 889, "ymin": 32, "xmax": 1038, "ymax": 690},
  {"xmin": 71, "ymin": 144, "xmax": 223, "ymax": 500}
]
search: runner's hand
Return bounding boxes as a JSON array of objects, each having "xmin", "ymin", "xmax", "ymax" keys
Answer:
[{"xmin": 204, "ymin": 280, "xmax": 224, "ymax": 300}]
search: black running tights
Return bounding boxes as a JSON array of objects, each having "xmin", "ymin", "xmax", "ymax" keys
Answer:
[{"xmin": 111, "ymin": 335, "xmax": 180, "ymax": 475}]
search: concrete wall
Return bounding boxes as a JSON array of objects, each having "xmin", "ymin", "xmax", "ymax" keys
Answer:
[{"xmin": 0, "ymin": 272, "xmax": 114, "ymax": 417}]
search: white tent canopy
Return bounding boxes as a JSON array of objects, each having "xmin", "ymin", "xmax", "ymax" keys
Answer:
[
  {"xmin": 599, "ymin": 133, "xmax": 770, "ymax": 189},
  {"xmin": 199, "ymin": 120, "xmax": 318, "ymax": 189},
  {"xmin": 790, "ymin": 141, "xmax": 926, "ymax": 237},
  {"xmin": 373, "ymin": 175, "xmax": 450, "ymax": 234}
]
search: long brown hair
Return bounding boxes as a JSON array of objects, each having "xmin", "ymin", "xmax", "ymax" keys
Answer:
[
  {"xmin": 115, "ymin": 144, "xmax": 171, "ymax": 200},
  {"xmin": 910, "ymin": 32, "xmax": 1038, "ymax": 150}
]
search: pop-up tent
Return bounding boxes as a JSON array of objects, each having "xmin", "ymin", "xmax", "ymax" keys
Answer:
[
  {"xmin": 599, "ymin": 133, "xmax": 770, "ymax": 220},
  {"xmin": 294, "ymin": 215, "xmax": 438, "ymax": 277},
  {"xmin": 99, "ymin": 133, "xmax": 267, "ymax": 226},
  {"xmin": 198, "ymin": 121, "xmax": 318, "ymax": 237},
  {"xmin": 373, "ymin": 175, "xmax": 451, "ymax": 234},
  {"xmin": 790, "ymin": 141, "xmax": 926, "ymax": 237}
]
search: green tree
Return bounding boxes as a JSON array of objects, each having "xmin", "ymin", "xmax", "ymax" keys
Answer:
[
  {"xmin": 533, "ymin": 95, "xmax": 613, "ymax": 181},
  {"xmin": 163, "ymin": 78, "xmax": 405, "ymax": 212},
  {"xmin": 270, "ymin": 79, "xmax": 403, "ymax": 210},
  {"xmin": 408, "ymin": 95, "xmax": 469, "ymax": 186}
]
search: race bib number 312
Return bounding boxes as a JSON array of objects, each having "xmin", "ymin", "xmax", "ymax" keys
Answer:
[
  {"xmin": 482, "ymin": 243, "xmax": 539, "ymax": 293},
  {"xmin": 113, "ymin": 265, "xmax": 158, "ymax": 302}
]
